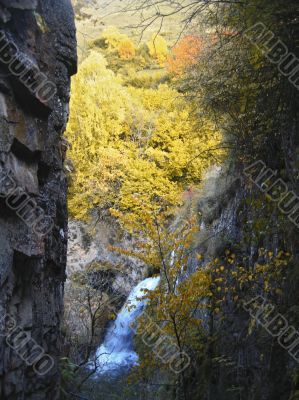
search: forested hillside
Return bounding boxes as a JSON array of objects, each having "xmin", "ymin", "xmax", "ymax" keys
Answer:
[{"xmin": 62, "ymin": 1, "xmax": 299, "ymax": 399}]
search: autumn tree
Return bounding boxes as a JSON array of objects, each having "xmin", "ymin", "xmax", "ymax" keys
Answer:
[
  {"xmin": 118, "ymin": 37, "xmax": 136, "ymax": 59},
  {"xmin": 66, "ymin": 49, "xmax": 222, "ymax": 224},
  {"xmin": 147, "ymin": 34, "xmax": 168, "ymax": 65},
  {"xmin": 167, "ymin": 35, "xmax": 204, "ymax": 77}
]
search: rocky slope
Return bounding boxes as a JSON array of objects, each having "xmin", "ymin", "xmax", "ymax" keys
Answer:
[
  {"xmin": 67, "ymin": 219, "xmax": 146, "ymax": 294},
  {"xmin": 0, "ymin": 1, "xmax": 76, "ymax": 399}
]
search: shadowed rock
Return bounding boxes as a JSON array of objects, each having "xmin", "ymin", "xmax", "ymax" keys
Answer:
[{"xmin": 0, "ymin": 1, "xmax": 77, "ymax": 399}]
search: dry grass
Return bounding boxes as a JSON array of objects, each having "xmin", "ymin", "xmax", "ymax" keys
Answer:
[{"xmin": 74, "ymin": 0, "xmax": 187, "ymax": 61}]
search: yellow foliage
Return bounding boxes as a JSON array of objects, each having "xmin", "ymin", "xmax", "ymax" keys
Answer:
[
  {"xmin": 118, "ymin": 38, "xmax": 136, "ymax": 59},
  {"xmin": 130, "ymin": 210, "xmax": 212, "ymax": 373},
  {"xmin": 66, "ymin": 40, "xmax": 224, "ymax": 375},
  {"xmin": 101, "ymin": 26, "xmax": 128, "ymax": 50},
  {"xmin": 147, "ymin": 34, "xmax": 168, "ymax": 65},
  {"xmin": 66, "ymin": 51, "xmax": 222, "ymax": 224}
]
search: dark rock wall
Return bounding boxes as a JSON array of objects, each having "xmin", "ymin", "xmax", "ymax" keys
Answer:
[
  {"xmin": 189, "ymin": 168, "xmax": 299, "ymax": 400},
  {"xmin": 0, "ymin": 1, "xmax": 76, "ymax": 399}
]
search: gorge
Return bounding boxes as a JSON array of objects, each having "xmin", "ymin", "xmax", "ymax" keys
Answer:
[{"xmin": 0, "ymin": 1, "xmax": 298, "ymax": 400}]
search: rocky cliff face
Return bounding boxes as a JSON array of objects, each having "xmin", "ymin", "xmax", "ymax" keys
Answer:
[
  {"xmin": 186, "ymin": 165, "xmax": 299, "ymax": 400},
  {"xmin": 0, "ymin": 1, "xmax": 76, "ymax": 399},
  {"xmin": 67, "ymin": 219, "xmax": 146, "ymax": 294}
]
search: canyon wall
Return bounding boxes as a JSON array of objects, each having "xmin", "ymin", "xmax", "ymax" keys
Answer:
[{"xmin": 0, "ymin": 1, "xmax": 76, "ymax": 399}]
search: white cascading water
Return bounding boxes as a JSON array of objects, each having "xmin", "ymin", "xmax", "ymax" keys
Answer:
[{"xmin": 95, "ymin": 276, "xmax": 160, "ymax": 375}]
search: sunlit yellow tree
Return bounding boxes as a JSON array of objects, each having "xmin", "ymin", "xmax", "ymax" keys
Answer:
[
  {"xmin": 147, "ymin": 34, "xmax": 168, "ymax": 65},
  {"xmin": 66, "ymin": 48, "xmax": 222, "ymax": 224}
]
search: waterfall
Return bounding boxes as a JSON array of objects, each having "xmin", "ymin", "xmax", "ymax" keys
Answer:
[{"xmin": 95, "ymin": 276, "xmax": 160, "ymax": 375}]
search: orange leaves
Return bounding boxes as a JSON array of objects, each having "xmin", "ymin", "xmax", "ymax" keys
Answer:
[
  {"xmin": 167, "ymin": 35, "xmax": 205, "ymax": 77},
  {"xmin": 118, "ymin": 38, "xmax": 136, "ymax": 60}
]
